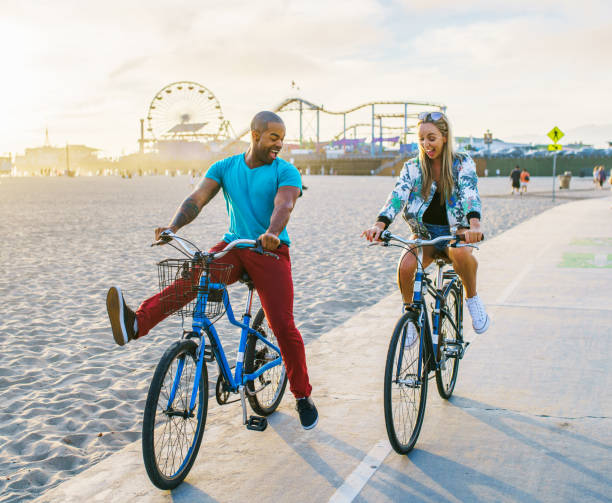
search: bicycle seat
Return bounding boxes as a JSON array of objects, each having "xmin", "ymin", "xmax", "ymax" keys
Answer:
[
  {"xmin": 433, "ymin": 250, "xmax": 452, "ymax": 265},
  {"xmin": 239, "ymin": 272, "xmax": 254, "ymax": 288}
]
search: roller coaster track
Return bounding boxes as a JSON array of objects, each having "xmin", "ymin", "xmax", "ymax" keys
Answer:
[
  {"xmin": 331, "ymin": 123, "xmax": 409, "ymax": 142},
  {"xmin": 232, "ymin": 96, "xmax": 445, "ymax": 141},
  {"xmin": 273, "ymin": 97, "xmax": 445, "ymax": 116}
]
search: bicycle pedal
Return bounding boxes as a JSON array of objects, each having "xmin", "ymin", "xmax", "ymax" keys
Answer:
[
  {"xmin": 444, "ymin": 347, "xmax": 459, "ymax": 357},
  {"xmin": 203, "ymin": 347, "xmax": 215, "ymax": 362},
  {"xmin": 246, "ymin": 415, "xmax": 268, "ymax": 432}
]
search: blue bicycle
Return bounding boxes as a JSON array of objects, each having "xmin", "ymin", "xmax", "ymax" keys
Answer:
[
  {"xmin": 375, "ymin": 230, "xmax": 478, "ymax": 454},
  {"xmin": 141, "ymin": 231, "xmax": 287, "ymax": 489}
]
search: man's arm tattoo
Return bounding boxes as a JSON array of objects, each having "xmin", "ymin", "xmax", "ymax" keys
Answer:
[{"xmin": 170, "ymin": 197, "xmax": 201, "ymax": 229}]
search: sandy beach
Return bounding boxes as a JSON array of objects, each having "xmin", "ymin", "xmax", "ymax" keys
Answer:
[{"xmin": 0, "ymin": 173, "xmax": 607, "ymax": 502}]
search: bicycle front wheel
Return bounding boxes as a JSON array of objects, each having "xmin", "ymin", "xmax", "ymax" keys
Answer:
[
  {"xmin": 436, "ymin": 285, "xmax": 461, "ymax": 399},
  {"xmin": 142, "ymin": 339, "xmax": 208, "ymax": 490},
  {"xmin": 384, "ymin": 311, "xmax": 428, "ymax": 454},
  {"xmin": 245, "ymin": 307, "xmax": 288, "ymax": 415}
]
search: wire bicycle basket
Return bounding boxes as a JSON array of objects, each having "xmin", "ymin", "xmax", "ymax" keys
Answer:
[{"xmin": 157, "ymin": 258, "xmax": 233, "ymax": 321}]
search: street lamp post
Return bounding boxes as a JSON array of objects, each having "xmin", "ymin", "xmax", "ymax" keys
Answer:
[{"xmin": 483, "ymin": 130, "xmax": 493, "ymax": 156}]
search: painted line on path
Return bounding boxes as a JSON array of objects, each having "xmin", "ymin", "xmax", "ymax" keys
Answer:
[{"xmin": 328, "ymin": 439, "xmax": 392, "ymax": 503}]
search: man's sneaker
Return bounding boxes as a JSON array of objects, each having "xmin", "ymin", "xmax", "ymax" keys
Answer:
[
  {"xmin": 106, "ymin": 286, "xmax": 138, "ymax": 346},
  {"xmin": 296, "ymin": 397, "xmax": 318, "ymax": 430},
  {"xmin": 466, "ymin": 294, "xmax": 490, "ymax": 334}
]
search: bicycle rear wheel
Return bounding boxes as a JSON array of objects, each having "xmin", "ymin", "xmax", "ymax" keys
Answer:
[
  {"xmin": 142, "ymin": 339, "xmax": 208, "ymax": 489},
  {"xmin": 245, "ymin": 307, "xmax": 288, "ymax": 415},
  {"xmin": 436, "ymin": 286, "xmax": 461, "ymax": 399},
  {"xmin": 384, "ymin": 311, "xmax": 428, "ymax": 454}
]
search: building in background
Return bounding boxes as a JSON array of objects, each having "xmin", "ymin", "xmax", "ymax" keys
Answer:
[
  {"xmin": 14, "ymin": 144, "xmax": 111, "ymax": 176},
  {"xmin": 0, "ymin": 155, "xmax": 12, "ymax": 175}
]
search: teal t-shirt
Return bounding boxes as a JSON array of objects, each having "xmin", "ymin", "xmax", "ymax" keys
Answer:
[{"xmin": 205, "ymin": 154, "xmax": 302, "ymax": 246}]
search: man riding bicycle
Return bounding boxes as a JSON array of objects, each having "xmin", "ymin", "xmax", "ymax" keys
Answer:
[{"xmin": 106, "ymin": 111, "xmax": 318, "ymax": 430}]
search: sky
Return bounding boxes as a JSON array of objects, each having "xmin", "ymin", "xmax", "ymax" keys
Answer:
[{"xmin": 1, "ymin": 0, "xmax": 611, "ymax": 157}]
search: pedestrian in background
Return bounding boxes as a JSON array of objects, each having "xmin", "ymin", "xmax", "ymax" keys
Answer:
[
  {"xmin": 520, "ymin": 167, "xmax": 530, "ymax": 194},
  {"xmin": 510, "ymin": 165, "xmax": 521, "ymax": 195},
  {"xmin": 597, "ymin": 166, "xmax": 606, "ymax": 189}
]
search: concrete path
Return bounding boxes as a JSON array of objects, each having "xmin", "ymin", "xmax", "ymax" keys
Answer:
[{"xmin": 37, "ymin": 196, "xmax": 612, "ymax": 503}]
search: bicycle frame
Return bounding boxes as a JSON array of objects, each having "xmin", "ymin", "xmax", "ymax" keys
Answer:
[
  {"xmin": 429, "ymin": 267, "xmax": 463, "ymax": 345},
  {"xmin": 401, "ymin": 246, "xmax": 462, "ymax": 384},
  {"xmin": 166, "ymin": 274, "xmax": 283, "ymax": 414}
]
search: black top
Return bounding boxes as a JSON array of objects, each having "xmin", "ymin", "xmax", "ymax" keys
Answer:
[
  {"xmin": 423, "ymin": 190, "xmax": 448, "ymax": 225},
  {"xmin": 510, "ymin": 169, "xmax": 521, "ymax": 184}
]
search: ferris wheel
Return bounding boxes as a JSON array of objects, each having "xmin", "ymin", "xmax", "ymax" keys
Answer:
[{"xmin": 146, "ymin": 81, "xmax": 231, "ymax": 141}]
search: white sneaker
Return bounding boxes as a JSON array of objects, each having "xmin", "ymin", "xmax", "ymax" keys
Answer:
[
  {"xmin": 466, "ymin": 295, "xmax": 490, "ymax": 334},
  {"xmin": 405, "ymin": 322, "xmax": 418, "ymax": 347}
]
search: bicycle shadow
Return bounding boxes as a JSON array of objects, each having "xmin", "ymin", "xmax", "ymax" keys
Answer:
[
  {"xmin": 268, "ymin": 411, "xmax": 539, "ymax": 502},
  {"xmin": 267, "ymin": 411, "xmax": 363, "ymax": 488},
  {"xmin": 170, "ymin": 481, "xmax": 219, "ymax": 502},
  {"xmin": 366, "ymin": 449, "xmax": 542, "ymax": 503},
  {"xmin": 447, "ymin": 395, "xmax": 612, "ymax": 488}
]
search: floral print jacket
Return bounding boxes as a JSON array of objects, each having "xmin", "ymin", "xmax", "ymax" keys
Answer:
[{"xmin": 377, "ymin": 152, "xmax": 481, "ymax": 232}]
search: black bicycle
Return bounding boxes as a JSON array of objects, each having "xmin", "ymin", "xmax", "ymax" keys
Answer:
[{"xmin": 375, "ymin": 230, "xmax": 479, "ymax": 454}]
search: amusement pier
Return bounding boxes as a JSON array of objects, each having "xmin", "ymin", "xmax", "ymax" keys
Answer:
[{"xmin": 4, "ymin": 80, "xmax": 611, "ymax": 178}]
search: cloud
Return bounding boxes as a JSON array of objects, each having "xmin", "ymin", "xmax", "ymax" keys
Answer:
[
  {"xmin": 108, "ymin": 57, "xmax": 150, "ymax": 80},
  {"xmin": 392, "ymin": 0, "xmax": 587, "ymax": 16},
  {"xmin": 2, "ymin": 0, "xmax": 391, "ymax": 153},
  {"xmin": 385, "ymin": 6, "xmax": 612, "ymax": 139},
  {"xmin": 1, "ymin": 0, "xmax": 611, "ymax": 154}
]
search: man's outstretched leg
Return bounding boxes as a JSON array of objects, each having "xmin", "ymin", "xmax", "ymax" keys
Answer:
[
  {"xmin": 106, "ymin": 245, "xmax": 243, "ymax": 346},
  {"xmin": 106, "ymin": 271, "xmax": 202, "ymax": 346}
]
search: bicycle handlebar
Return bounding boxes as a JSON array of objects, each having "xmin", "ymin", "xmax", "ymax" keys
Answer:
[
  {"xmin": 152, "ymin": 230, "xmax": 279, "ymax": 260},
  {"xmin": 151, "ymin": 230, "xmax": 198, "ymax": 255},
  {"xmin": 377, "ymin": 230, "xmax": 481, "ymax": 249}
]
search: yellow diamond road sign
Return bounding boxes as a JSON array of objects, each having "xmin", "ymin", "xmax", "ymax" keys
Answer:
[
  {"xmin": 548, "ymin": 144, "xmax": 562, "ymax": 151},
  {"xmin": 548, "ymin": 126, "xmax": 564, "ymax": 144}
]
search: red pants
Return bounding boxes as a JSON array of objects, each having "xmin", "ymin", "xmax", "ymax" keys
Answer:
[{"xmin": 135, "ymin": 242, "xmax": 312, "ymax": 399}]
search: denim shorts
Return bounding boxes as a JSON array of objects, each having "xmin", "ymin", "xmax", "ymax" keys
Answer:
[{"xmin": 423, "ymin": 223, "xmax": 451, "ymax": 251}]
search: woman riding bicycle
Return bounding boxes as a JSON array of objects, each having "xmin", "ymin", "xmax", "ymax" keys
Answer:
[{"xmin": 362, "ymin": 111, "xmax": 490, "ymax": 334}]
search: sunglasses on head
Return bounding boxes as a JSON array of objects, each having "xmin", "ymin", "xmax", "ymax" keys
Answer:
[{"xmin": 418, "ymin": 111, "xmax": 445, "ymax": 122}]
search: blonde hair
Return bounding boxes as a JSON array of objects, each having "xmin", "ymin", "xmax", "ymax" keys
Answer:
[{"xmin": 417, "ymin": 113, "xmax": 455, "ymax": 204}]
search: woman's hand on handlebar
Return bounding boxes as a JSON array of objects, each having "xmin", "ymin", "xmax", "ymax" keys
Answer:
[
  {"xmin": 361, "ymin": 222, "xmax": 386, "ymax": 242},
  {"xmin": 460, "ymin": 220, "xmax": 483, "ymax": 244}
]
